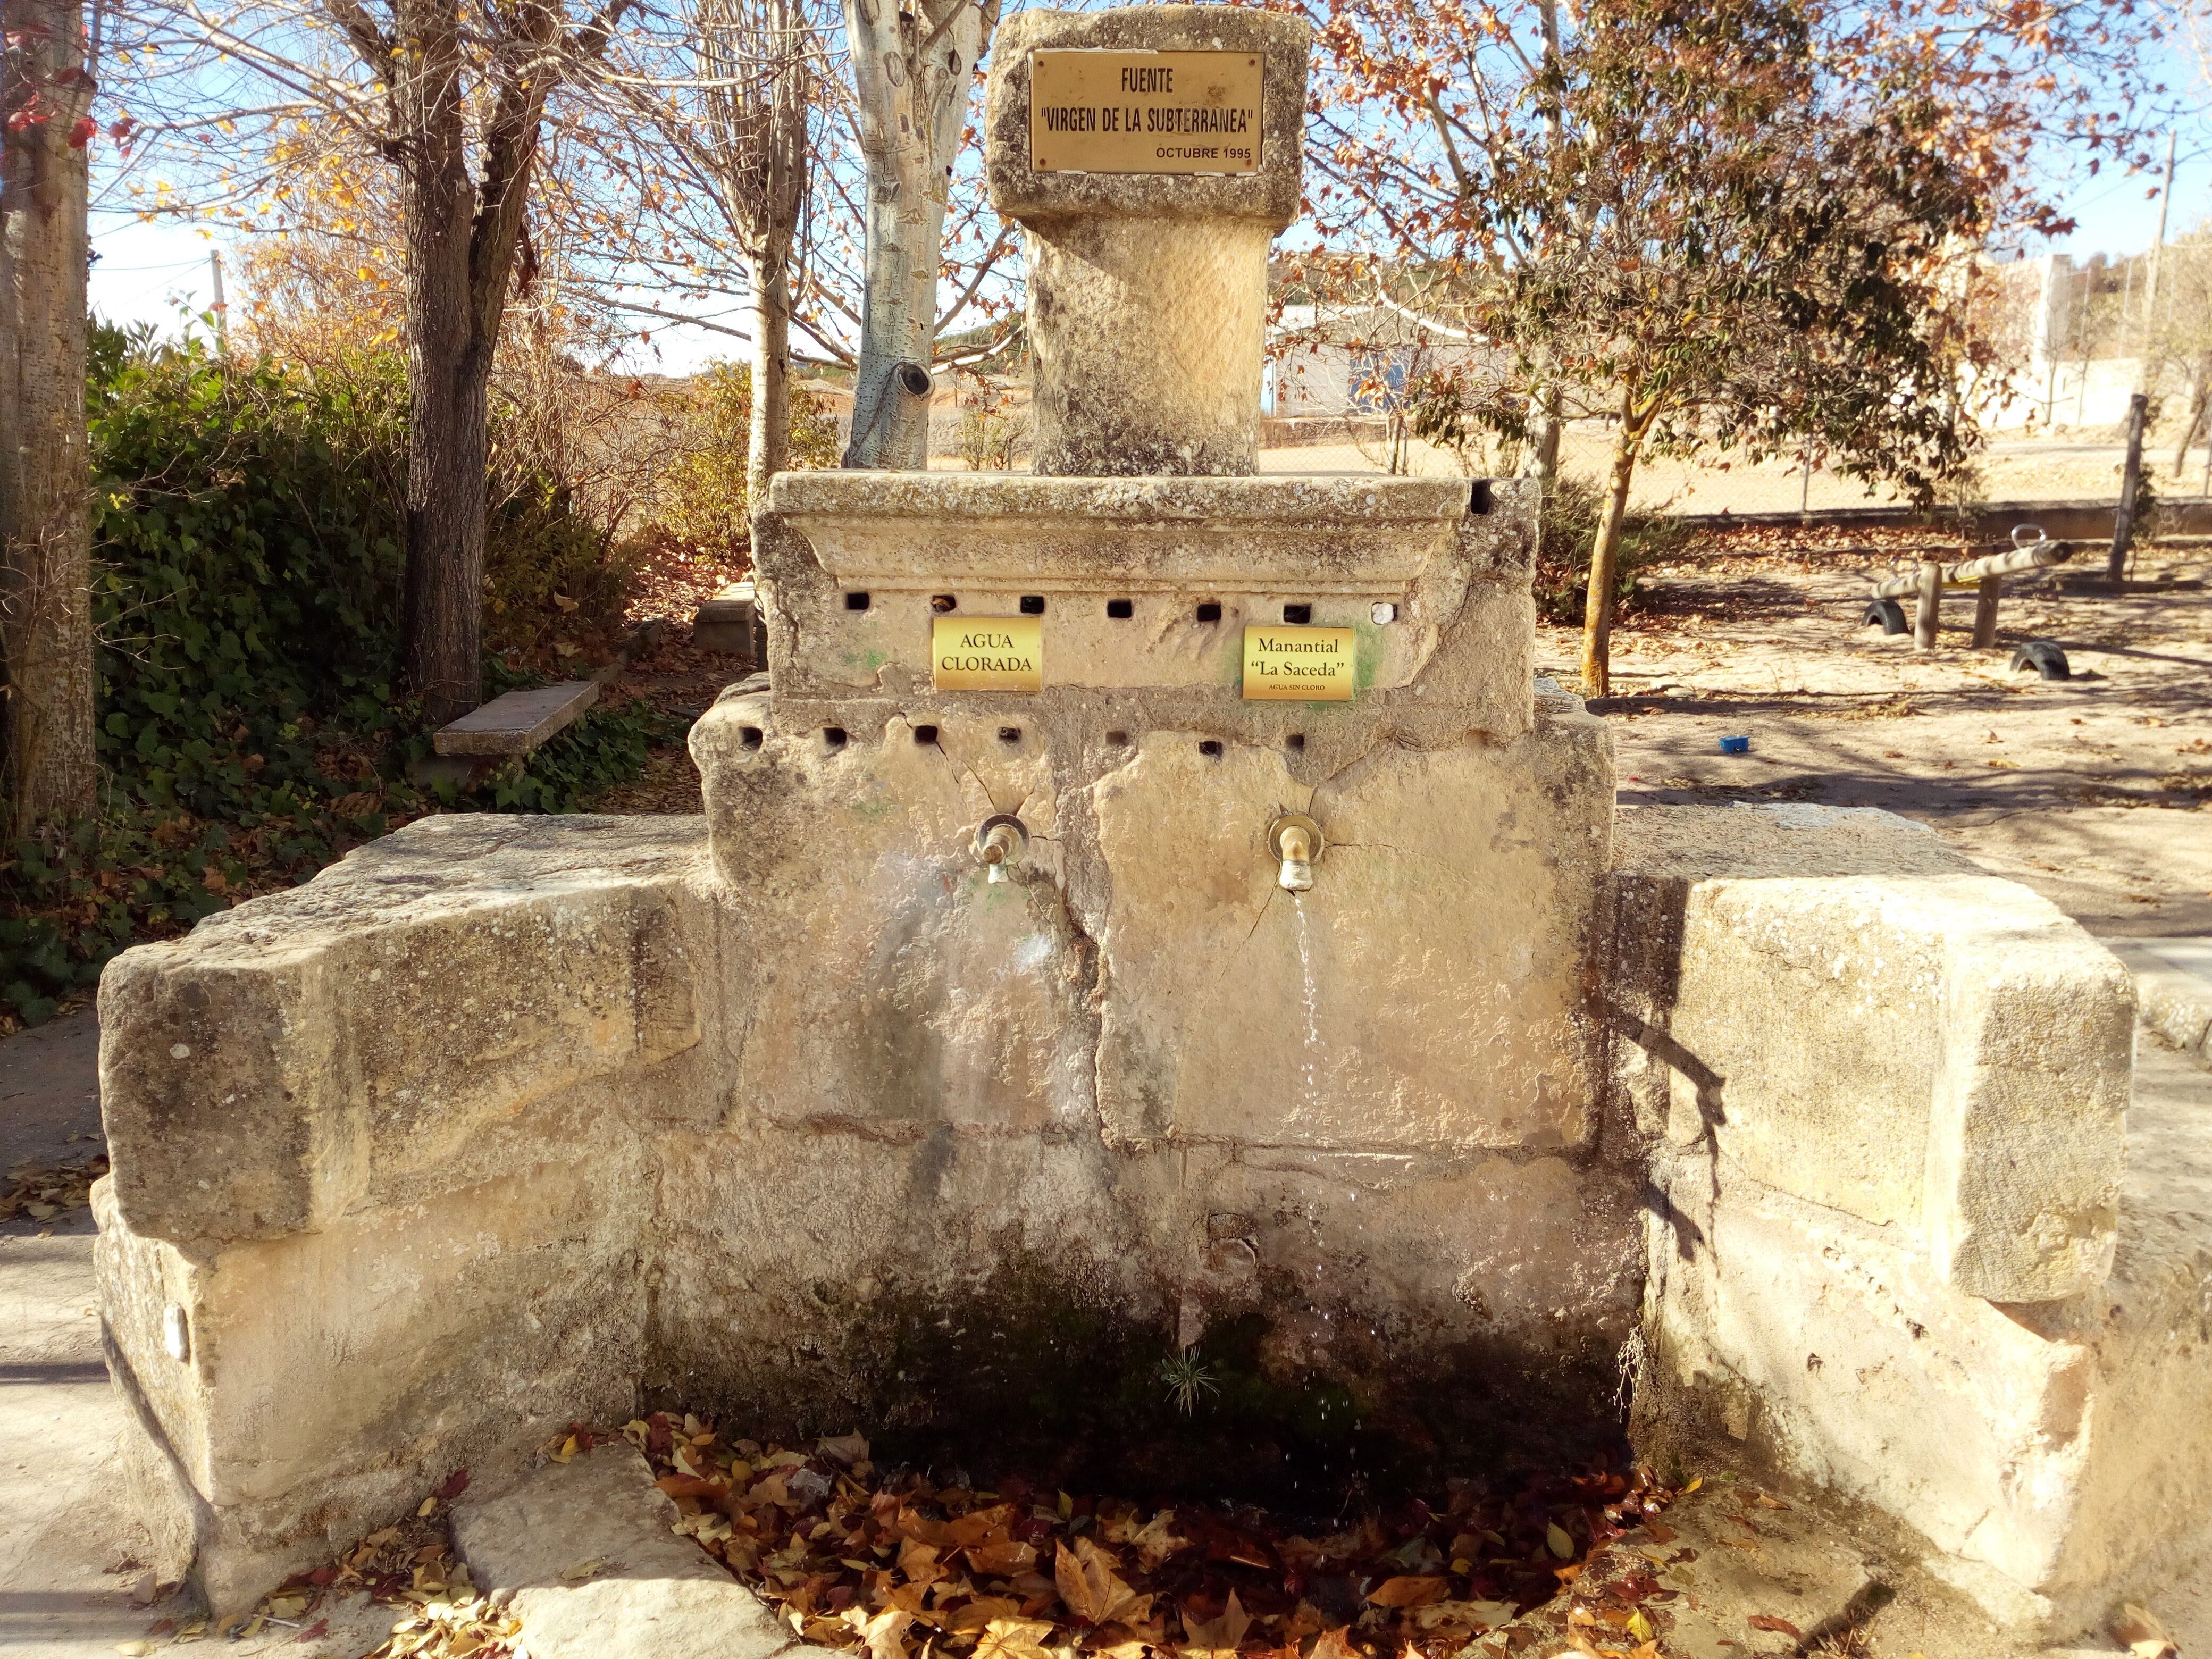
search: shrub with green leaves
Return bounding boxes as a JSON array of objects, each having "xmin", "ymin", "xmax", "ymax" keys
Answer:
[{"xmin": 0, "ymin": 326, "xmax": 659, "ymax": 1026}]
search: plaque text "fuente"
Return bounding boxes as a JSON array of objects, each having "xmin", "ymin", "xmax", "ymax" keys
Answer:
[{"xmin": 1028, "ymin": 51, "xmax": 1262, "ymax": 175}]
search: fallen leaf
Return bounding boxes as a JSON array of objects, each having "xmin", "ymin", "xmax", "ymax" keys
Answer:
[
  {"xmin": 947, "ymin": 1597, "xmax": 1024, "ymax": 1632},
  {"xmin": 1129, "ymin": 1511, "xmax": 1188, "ymax": 1572},
  {"xmin": 1626, "ymin": 1609, "xmax": 1655, "ymax": 1641},
  {"xmin": 972, "ymin": 1616, "xmax": 1057, "ymax": 1659},
  {"xmin": 900, "ymin": 1538, "xmax": 945, "ymax": 1588},
  {"xmin": 1546, "ymin": 1523, "xmax": 1576, "ymax": 1559},
  {"xmin": 2112, "ymin": 1605, "xmax": 2177, "ymax": 1659},
  {"xmin": 1409, "ymin": 1599, "xmax": 1516, "ymax": 1632},
  {"xmin": 847, "ymin": 1603, "xmax": 915, "ymax": 1659},
  {"xmin": 1309, "ymin": 1628, "xmax": 1362, "ymax": 1659},
  {"xmin": 1368, "ymin": 1576, "xmax": 1448, "ymax": 1608},
  {"xmin": 1747, "ymin": 1614, "xmax": 1802, "ymax": 1638},
  {"xmin": 1056, "ymin": 1539, "xmax": 1151, "ymax": 1627},
  {"xmin": 968, "ymin": 1539, "xmax": 1037, "ymax": 1577},
  {"xmin": 1183, "ymin": 1589, "xmax": 1252, "ymax": 1646}
]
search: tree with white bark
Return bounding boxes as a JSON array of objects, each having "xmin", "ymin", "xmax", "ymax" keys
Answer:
[{"xmin": 837, "ymin": 0, "xmax": 998, "ymax": 469}]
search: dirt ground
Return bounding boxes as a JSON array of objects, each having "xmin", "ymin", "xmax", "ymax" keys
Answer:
[
  {"xmin": 1253, "ymin": 429, "xmax": 2212, "ymax": 517},
  {"xmin": 1573, "ymin": 537, "xmax": 2212, "ymax": 935}
]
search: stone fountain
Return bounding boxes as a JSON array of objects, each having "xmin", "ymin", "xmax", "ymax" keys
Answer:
[{"xmin": 91, "ymin": 6, "xmax": 2211, "ymax": 1644}]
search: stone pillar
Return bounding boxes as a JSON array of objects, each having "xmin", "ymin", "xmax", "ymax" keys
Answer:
[{"xmin": 985, "ymin": 6, "xmax": 1309, "ymax": 476}]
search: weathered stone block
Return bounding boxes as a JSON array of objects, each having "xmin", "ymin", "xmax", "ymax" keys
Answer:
[
  {"xmin": 454, "ymin": 1443, "xmax": 795, "ymax": 1659},
  {"xmin": 100, "ymin": 816, "xmax": 710, "ymax": 1246},
  {"xmin": 1091, "ymin": 714, "xmax": 1610, "ymax": 1151},
  {"xmin": 97, "ymin": 1154, "xmax": 650, "ymax": 1611},
  {"xmin": 1610, "ymin": 805, "xmax": 2131, "ymax": 1302}
]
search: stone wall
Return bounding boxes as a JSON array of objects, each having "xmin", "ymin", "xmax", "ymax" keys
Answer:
[{"xmin": 1610, "ymin": 805, "xmax": 2185, "ymax": 1639}]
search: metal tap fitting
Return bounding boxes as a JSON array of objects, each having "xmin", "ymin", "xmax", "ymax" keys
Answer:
[
  {"xmin": 973, "ymin": 813, "xmax": 1030, "ymax": 883},
  {"xmin": 1267, "ymin": 812, "xmax": 1324, "ymax": 892}
]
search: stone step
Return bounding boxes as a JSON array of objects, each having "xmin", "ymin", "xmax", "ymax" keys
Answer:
[
  {"xmin": 2107, "ymin": 936, "xmax": 2212, "ymax": 1070},
  {"xmin": 694, "ymin": 583, "xmax": 766, "ymax": 663},
  {"xmin": 453, "ymin": 1442, "xmax": 796, "ymax": 1659},
  {"xmin": 432, "ymin": 681, "xmax": 600, "ymax": 758}
]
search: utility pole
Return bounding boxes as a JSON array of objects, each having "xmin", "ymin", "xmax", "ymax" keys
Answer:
[{"xmin": 2141, "ymin": 132, "xmax": 2177, "ymax": 384}]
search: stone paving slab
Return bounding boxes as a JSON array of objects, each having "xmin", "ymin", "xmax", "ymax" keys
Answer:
[
  {"xmin": 431, "ymin": 681, "xmax": 598, "ymax": 757},
  {"xmin": 2107, "ymin": 936, "xmax": 2212, "ymax": 1069},
  {"xmin": 453, "ymin": 1442, "xmax": 798, "ymax": 1659}
]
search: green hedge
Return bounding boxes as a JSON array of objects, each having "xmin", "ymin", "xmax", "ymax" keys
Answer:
[{"xmin": 0, "ymin": 327, "xmax": 663, "ymax": 1026}]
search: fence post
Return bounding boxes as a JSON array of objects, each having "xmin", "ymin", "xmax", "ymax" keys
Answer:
[
  {"xmin": 1915, "ymin": 559, "xmax": 1943, "ymax": 650},
  {"xmin": 2109, "ymin": 391, "xmax": 2149, "ymax": 583}
]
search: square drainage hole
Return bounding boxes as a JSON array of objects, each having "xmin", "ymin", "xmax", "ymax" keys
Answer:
[
  {"xmin": 740, "ymin": 726, "xmax": 764, "ymax": 750},
  {"xmin": 913, "ymin": 724, "xmax": 939, "ymax": 744},
  {"xmin": 844, "ymin": 592, "xmax": 871, "ymax": 611},
  {"xmin": 1019, "ymin": 595, "xmax": 1046, "ymax": 615},
  {"xmin": 823, "ymin": 727, "xmax": 848, "ymax": 750},
  {"xmin": 931, "ymin": 595, "xmax": 957, "ymax": 613},
  {"xmin": 1283, "ymin": 603, "xmax": 1313, "ymax": 624},
  {"xmin": 999, "ymin": 726, "xmax": 1023, "ymax": 745},
  {"xmin": 1107, "ymin": 599, "xmax": 1134, "ymax": 619},
  {"xmin": 1199, "ymin": 740, "xmax": 1223, "ymax": 758},
  {"xmin": 1195, "ymin": 601, "xmax": 1222, "ymax": 623}
]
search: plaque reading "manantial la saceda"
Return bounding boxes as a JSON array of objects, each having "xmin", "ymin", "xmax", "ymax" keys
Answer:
[
  {"xmin": 1242, "ymin": 625, "xmax": 1356, "ymax": 701},
  {"xmin": 933, "ymin": 616, "xmax": 1044, "ymax": 692},
  {"xmin": 1029, "ymin": 50, "xmax": 1262, "ymax": 175}
]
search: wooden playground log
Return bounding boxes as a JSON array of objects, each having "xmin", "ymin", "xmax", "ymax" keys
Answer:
[
  {"xmin": 1869, "ymin": 541, "xmax": 2075, "ymax": 597},
  {"xmin": 1914, "ymin": 559, "xmax": 1942, "ymax": 649},
  {"xmin": 1972, "ymin": 574, "xmax": 2001, "ymax": 648}
]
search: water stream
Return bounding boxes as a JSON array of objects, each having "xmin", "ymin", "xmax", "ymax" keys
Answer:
[{"xmin": 1293, "ymin": 894, "xmax": 1322, "ymax": 1117}]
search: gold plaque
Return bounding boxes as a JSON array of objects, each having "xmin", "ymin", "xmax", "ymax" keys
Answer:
[
  {"xmin": 1243, "ymin": 625, "xmax": 1356, "ymax": 701},
  {"xmin": 933, "ymin": 616, "xmax": 1043, "ymax": 692},
  {"xmin": 1029, "ymin": 50, "xmax": 1263, "ymax": 175}
]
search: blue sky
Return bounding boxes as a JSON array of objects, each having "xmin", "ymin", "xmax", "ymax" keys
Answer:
[{"xmin": 86, "ymin": 24, "xmax": 2212, "ymax": 376}]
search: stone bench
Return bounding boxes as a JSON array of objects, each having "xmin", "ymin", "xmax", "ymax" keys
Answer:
[{"xmin": 432, "ymin": 682, "xmax": 600, "ymax": 759}]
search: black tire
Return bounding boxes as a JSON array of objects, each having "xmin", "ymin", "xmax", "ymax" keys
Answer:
[
  {"xmin": 2008, "ymin": 640, "xmax": 2071, "ymax": 681},
  {"xmin": 1864, "ymin": 598, "xmax": 1909, "ymax": 635}
]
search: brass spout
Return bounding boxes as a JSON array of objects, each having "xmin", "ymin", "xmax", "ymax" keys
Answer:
[
  {"xmin": 1267, "ymin": 812, "xmax": 1324, "ymax": 892},
  {"xmin": 973, "ymin": 813, "xmax": 1029, "ymax": 884}
]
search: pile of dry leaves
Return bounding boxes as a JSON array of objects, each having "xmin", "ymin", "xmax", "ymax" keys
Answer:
[
  {"xmin": 610, "ymin": 1415, "xmax": 1678, "ymax": 1659},
  {"xmin": 129, "ymin": 1473, "xmax": 517, "ymax": 1656},
  {"xmin": 1, "ymin": 1153, "xmax": 107, "ymax": 1226}
]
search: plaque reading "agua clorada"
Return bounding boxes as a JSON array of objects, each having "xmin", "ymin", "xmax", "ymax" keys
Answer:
[
  {"xmin": 1028, "ymin": 50, "xmax": 1262, "ymax": 174},
  {"xmin": 933, "ymin": 616, "xmax": 1044, "ymax": 692}
]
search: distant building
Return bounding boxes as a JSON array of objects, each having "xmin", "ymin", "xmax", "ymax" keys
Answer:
[{"xmin": 1263, "ymin": 299, "xmax": 1498, "ymax": 420}]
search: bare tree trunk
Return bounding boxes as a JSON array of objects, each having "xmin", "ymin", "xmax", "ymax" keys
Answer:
[
  {"xmin": 0, "ymin": 0, "xmax": 97, "ymax": 824},
  {"xmin": 395, "ymin": 0, "xmax": 490, "ymax": 725},
  {"xmin": 840, "ymin": 0, "xmax": 996, "ymax": 469},
  {"xmin": 375, "ymin": 0, "xmax": 584, "ymax": 723},
  {"xmin": 1529, "ymin": 382, "xmax": 1563, "ymax": 492},
  {"xmin": 1580, "ymin": 405, "xmax": 1641, "ymax": 698},
  {"xmin": 747, "ymin": 246, "xmax": 792, "ymax": 513}
]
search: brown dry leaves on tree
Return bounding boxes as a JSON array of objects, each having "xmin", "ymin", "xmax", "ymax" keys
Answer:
[{"xmin": 617, "ymin": 1414, "xmax": 1679, "ymax": 1659}]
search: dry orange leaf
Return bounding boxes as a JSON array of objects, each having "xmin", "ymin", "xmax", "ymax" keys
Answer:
[
  {"xmin": 1182, "ymin": 1589, "xmax": 1252, "ymax": 1647},
  {"xmin": 972, "ymin": 1616, "xmax": 1057, "ymax": 1659},
  {"xmin": 968, "ymin": 1539, "xmax": 1038, "ymax": 1577},
  {"xmin": 1055, "ymin": 1539, "xmax": 1152, "ymax": 1628},
  {"xmin": 1368, "ymin": 1576, "xmax": 1449, "ymax": 1609}
]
